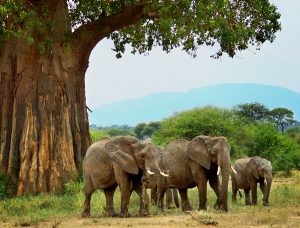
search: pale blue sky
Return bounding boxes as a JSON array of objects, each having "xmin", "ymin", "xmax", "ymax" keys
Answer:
[{"xmin": 86, "ymin": 0, "xmax": 300, "ymax": 109}]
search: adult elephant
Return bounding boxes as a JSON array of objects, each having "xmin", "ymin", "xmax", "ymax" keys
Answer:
[
  {"xmin": 157, "ymin": 136, "xmax": 234, "ymax": 212},
  {"xmin": 232, "ymin": 156, "xmax": 272, "ymax": 206},
  {"xmin": 142, "ymin": 146, "xmax": 180, "ymax": 209},
  {"xmin": 82, "ymin": 136, "xmax": 168, "ymax": 218}
]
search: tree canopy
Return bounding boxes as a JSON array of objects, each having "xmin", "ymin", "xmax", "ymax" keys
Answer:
[
  {"xmin": 0, "ymin": 0, "xmax": 282, "ymax": 195},
  {"xmin": 1, "ymin": 0, "xmax": 281, "ymax": 58},
  {"xmin": 269, "ymin": 107, "xmax": 296, "ymax": 133}
]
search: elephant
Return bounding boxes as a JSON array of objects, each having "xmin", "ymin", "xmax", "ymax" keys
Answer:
[
  {"xmin": 231, "ymin": 156, "xmax": 272, "ymax": 206},
  {"xmin": 82, "ymin": 136, "xmax": 169, "ymax": 218},
  {"xmin": 157, "ymin": 136, "xmax": 234, "ymax": 212},
  {"xmin": 141, "ymin": 146, "xmax": 180, "ymax": 209}
]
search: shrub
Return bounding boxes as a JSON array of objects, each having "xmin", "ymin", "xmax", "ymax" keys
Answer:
[
  {"xmin": 0, "ymin": 171, "xmax": 8, "ymax": 199},
  {"xmin": 152, "ymin": 106, "xmax": 237, "ymax": 145},
  {"xmin": 152, "ymin": 106, "xmax": 300, "ymax": 174}
]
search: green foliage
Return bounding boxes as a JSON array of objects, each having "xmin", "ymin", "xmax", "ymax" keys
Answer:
[
  {"xmin": 104, "ymin": 128, "xmax": 134, "ymax": 137},
  {"xmin": 239, "ymin": 123, "xmax": 300, "ymax": 173},
  {"xmin": 134, "ymin": 122, "xmax": 161, "ymax": 139},
  {"xmin": 0, "ymin": 0, "xmax": 52, "ymax": 49},
  {"xmin": 153, "ymin": 105, "xmax": 300, "ymax": 174},
  {"xmin": 110, "ymin": 0, "xmax": 281, "ymax": 58},
  {"xmin": 1, "ymin": 0, "xmax": 281, "ymax": 58},
  {"xmin": 285, "ymin": 126, "xmax": 300, "ymax": 145},
  {"xmin": 90, "ymin": 127, "xmax": 134, "ymax": 142},
  {"xmin": 0, "ymin": 172, "xmax": 8, "ymax": 199},
  {"xmin": 90, "ymin": 128, "xmax": 110, "ymax": 142},
  {"xmin": 235, "ymin": 102, "xmax": 269, "ymax": 123},
  {"xmin": 268, "ymin": 107, "xmax": 296, "ymax": 132},
  {"xmin": 152, "ymin": 106, "xmax": 237, "ymax": 145},
  {"xmin": 63, "ymin": 181, "xmax": 82, "ymax": 195}
]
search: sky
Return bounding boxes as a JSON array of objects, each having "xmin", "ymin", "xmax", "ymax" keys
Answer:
[{"xmin": 85, "ymin": 0, "xmax": 300, "ymax": 109}]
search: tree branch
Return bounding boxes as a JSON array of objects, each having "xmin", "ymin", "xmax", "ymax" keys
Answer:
[{"xmin": 72, "ymin": 4, "xmax": 148, "ymax": 64}]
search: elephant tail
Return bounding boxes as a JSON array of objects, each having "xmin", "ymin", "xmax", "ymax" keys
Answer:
[{"xmin": 238, "ymin": 190, "xmax": 242, "ymax": 199}]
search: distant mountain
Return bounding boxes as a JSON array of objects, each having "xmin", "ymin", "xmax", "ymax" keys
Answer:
[{"xmin": 89, "ymin": 83, "xmax": 300, "ymax": 126}]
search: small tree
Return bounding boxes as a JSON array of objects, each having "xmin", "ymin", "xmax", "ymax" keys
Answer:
[
  {"xmin": 134, "ymin": 122, "xmax": 160, "ymax": 139},
  {"xmin": 235, "ymin": 102, "xmax": 269, "ymax": 123},
  {"xmin": 268, "ymin": 108, "xmax": 296, "ymax": 133}
]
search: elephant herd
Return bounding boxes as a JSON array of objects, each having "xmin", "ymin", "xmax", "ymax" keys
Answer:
[{"xmin": 82, "ymin": 135, "xmax": 273, "ymax": 218}]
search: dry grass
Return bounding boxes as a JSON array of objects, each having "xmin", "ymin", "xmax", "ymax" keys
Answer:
[{"xmin": 0, "ymin": 171, "xmax": 299, "ymax": 227}]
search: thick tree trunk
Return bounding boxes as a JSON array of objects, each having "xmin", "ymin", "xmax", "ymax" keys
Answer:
[
  {"xmin": 0, "ymin": 37, "xmax": 91, "ymax": 195},
  {"xmin": 0, "ymin": 0, "xmax": 146, "ymax": 195}
]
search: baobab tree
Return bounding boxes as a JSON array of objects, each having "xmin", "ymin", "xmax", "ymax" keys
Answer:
[{"xmin": 0, "ymin": 0, "xmax": 281, "ymax": 195}]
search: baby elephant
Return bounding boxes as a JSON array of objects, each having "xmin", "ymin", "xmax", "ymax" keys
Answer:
[{"xmin": 231, "ymin": 156, "xmax": 272, "ymax": 206}]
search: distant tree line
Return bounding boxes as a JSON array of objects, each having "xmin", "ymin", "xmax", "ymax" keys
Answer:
[
  {"xmin": 151, "ymin": 103, "xmax": 299, "ymax": 174},
  {"xmin": 89, "ymin": 102, "xmax": 299, "ymax": 174},
  {"xmin": 235, "ymin": 102, "xmax": 296, "ymax": 132}
]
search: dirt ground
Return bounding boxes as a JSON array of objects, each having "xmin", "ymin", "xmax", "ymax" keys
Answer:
[{"xmin": 1, "ymin": 207, "xmax": 299, "ymax": 228}]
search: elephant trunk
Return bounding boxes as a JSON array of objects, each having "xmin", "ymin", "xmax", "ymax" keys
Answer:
[
  {"xmin": 263, "ymin": 177, "xmax": 272, "ymax": 206},
  {"xmin": 218, "ymin": 154, "xmax": 230, "ymax": 212},
  {"xmin": 145, "ymin": 160, "xmax": 168, "ymax": 177}
]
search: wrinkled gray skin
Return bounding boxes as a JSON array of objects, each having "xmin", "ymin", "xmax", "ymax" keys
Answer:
[
  {"xmin": 158, "ymin": 136, "xmax": 231, "ymax": 212},
  {"xmin": 232, "ymin": 156, "xmax": 272, "ymax": 206},
  {"xmin": 82, "ymin": 136, "xmax": 165, "ymax": 218},
  {"xmin": 142, "ymin": 146, "xmax": 180, "ymax": 209}
]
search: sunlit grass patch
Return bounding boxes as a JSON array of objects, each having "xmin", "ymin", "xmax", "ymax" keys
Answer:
[{"xmin": 0, "ymin": 171, "xmax": 299, "ymax": 227}]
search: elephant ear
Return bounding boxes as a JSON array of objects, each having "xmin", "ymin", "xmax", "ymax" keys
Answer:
[
  {"xmin": 247, "ymin": 157, "xmax": 260, "ymax": 180},
  {"xmin": 187, "ymin": 136, "xmax": 211, "ymax": 170},
  {"xmin": 105, "ymin": 136, "xmax": 140, "ymax": 175}
]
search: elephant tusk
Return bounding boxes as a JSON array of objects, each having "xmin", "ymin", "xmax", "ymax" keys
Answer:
[
  {"xmin": 160, "ymin": 171, "xmax": 169, "ymax": 177},
  {"xmin": 264, "ymin": 179, "xmax": 267, "ymax": 186},
  {"xmin": 147, "ymin": 170, "xmax": 155, "ymax": 175},
  {"xmin": 231, "ymin": 166, "xmax": 237, "ymax": 174},
  {"xmin": 217, "ymin": 166, "xmax": 221, "ymax": 175}
]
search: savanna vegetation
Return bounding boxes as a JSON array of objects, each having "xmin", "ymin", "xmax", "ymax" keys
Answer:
[
  {"xmin": 0, "ymin": 171, "xmax": 299, "ymax": 227},
  {"xmin": 89, "ymin": 103, "xmax": 300, "ymax": 174},
  {"xmin": 152, "ymin": 105, "xmax": 300, "ymax": 174}
]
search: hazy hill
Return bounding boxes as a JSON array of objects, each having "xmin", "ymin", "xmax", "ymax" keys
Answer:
[{"xmin": 89, "ymin": 83, "xmax": 300, "ymax": 126}]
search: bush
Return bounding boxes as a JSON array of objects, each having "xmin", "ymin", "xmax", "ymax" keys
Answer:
[
  {"xmin": 63, "ymin": 181, "xmax": 82, "ymax": 195},
  {"xmin": 152, "ymin": 106, "xmax": 237, "ymax": 145},
  {"xmin": 90, "ymin": 128, "xmax": 110, "ymax": 142},
  {"xmin": 240, "ymin": 123, "xmax": 300, "ymax": 174},
  {"xmin": 152, "ymin": 106, "xmax": 300, "ymax": 174},
  {"xmin": 0, "ymin": 171, "xmax": 8, "ymax": 199}
]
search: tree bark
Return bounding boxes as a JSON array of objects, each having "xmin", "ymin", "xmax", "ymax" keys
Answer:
[
  {"xmin": 0, "ymin": 36, "xmax": 91, "ymax": 194},
  {"xmin": 0, "ymin": 0, "xmax": 147, "ymax": 195},
  {"xmin": 0, "ymin": 0, "xmax": 92, "ymax": 195}
]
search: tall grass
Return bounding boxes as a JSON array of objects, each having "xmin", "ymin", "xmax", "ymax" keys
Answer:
[{"xmin": 0, "ymin": 171, "xmax": 299, "ymax": 227}]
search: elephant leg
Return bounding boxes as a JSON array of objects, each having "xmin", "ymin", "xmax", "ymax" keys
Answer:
[
  {"xmin": 132, "ymin": 177, "xmax": 150, "ymax": 216},
  {"xmin": 157, "ymin": 187, "xmax": 166, "ymax": 211},
  {"xmin": 151, "ymin": 186, "xmax": 158, "ymax": 205},
  {"xmin": 250, "ymin": 183, "xmax": 258, "ymax": 205},
  {"xmin": 104, "ymin": 186, "xmax": 118, "ymax": 217},
  {"xmin": 166, "ymin": 188, "xmax": 174, "ymax": 209},
  {"xmin": 190, "ymin": 161, "xmax": 207, "ymax": 210},
  {"xmin": 178, "ymin": 188, "xmax": 192, "ymax": 211},
  {"xmin": 259, "ymin": 182, "xmax": 270, "ymax": 206},
  {"xmin": 157, "ymin": 176, "xmax": 167, "ymax": 211},
  {"xmin": 115, "ymin": 170, "xmax": 132, "ymax": 217},
  {"xmin": 82, "ymin": 193, "xmax": 92, "ymax": 217},
  {"xmin": 209, "ymin": 175, "xmax": 221, "ymax": 209},
  {"xmin": 232, "ymin": 178, "xmax": 238, "ymax": 204},
  {"xmin": 173, "ymin": 189, "xmax": 180, "ymax": 208},
  {"xmin": 244, "ymin": 189, "xmax": 251, "ymax": 205}
]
